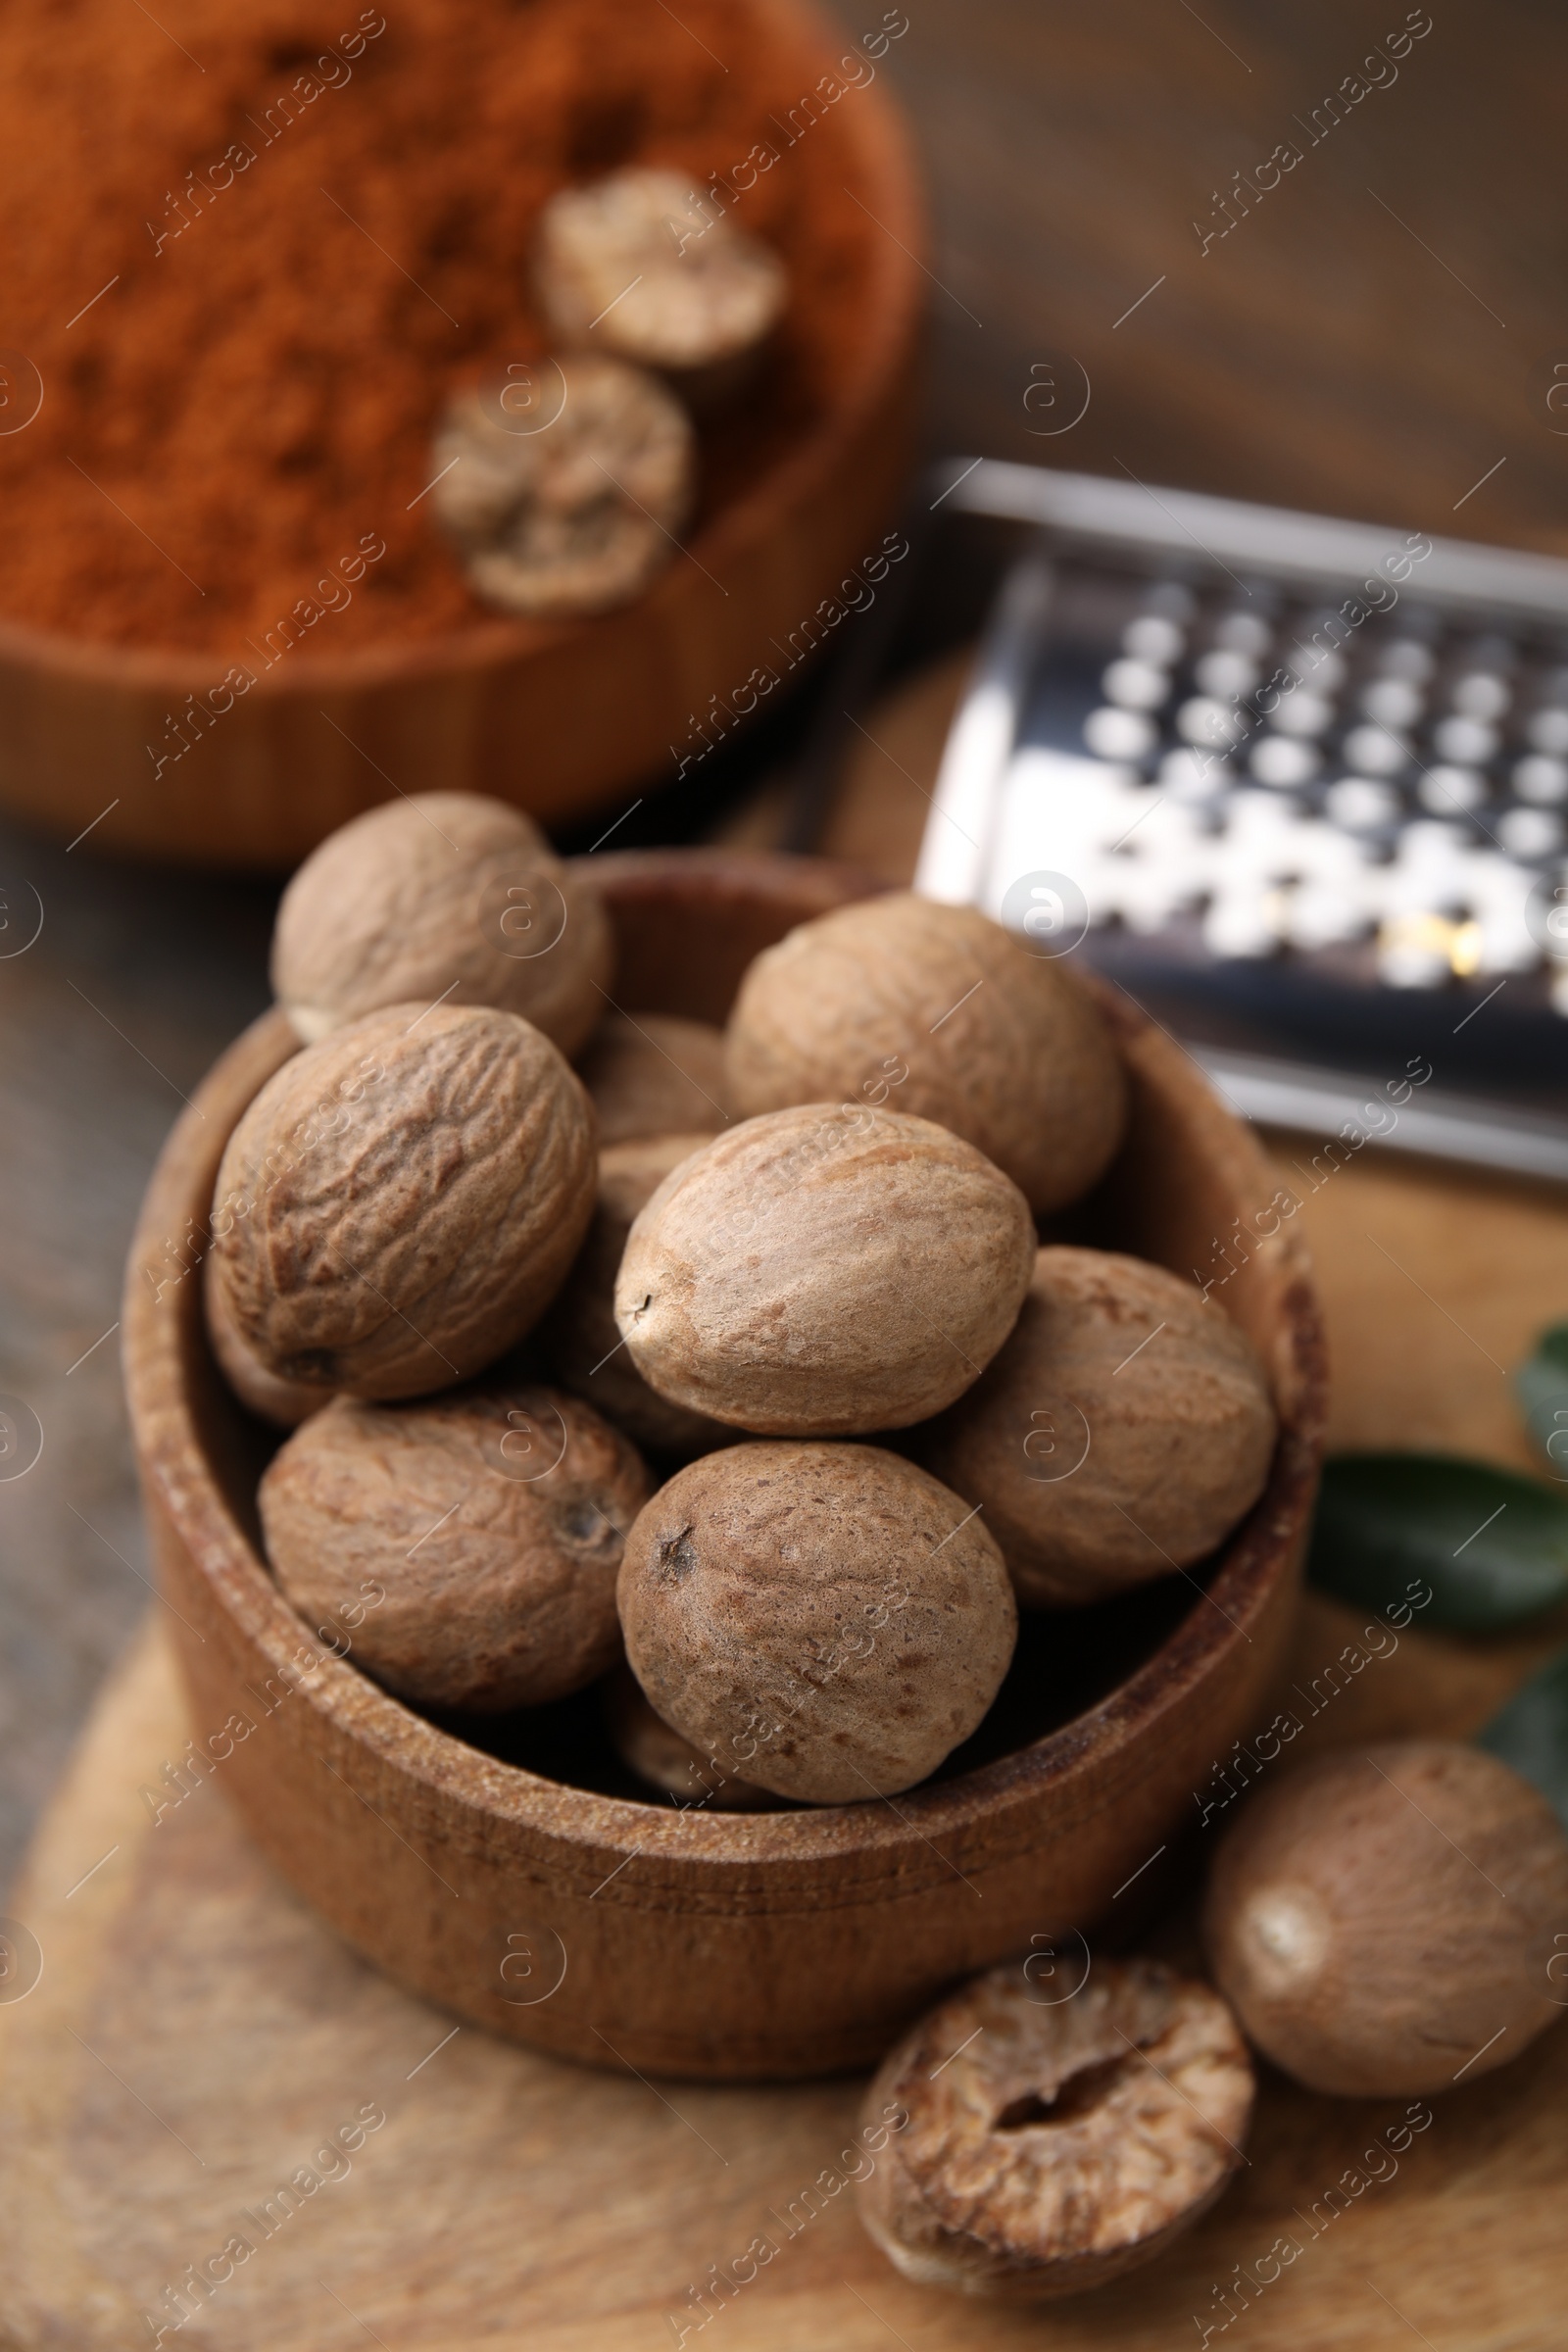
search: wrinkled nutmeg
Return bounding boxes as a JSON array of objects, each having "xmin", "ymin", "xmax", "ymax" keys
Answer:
[
  {"xmin": 616, "ymin": 1442, "xmax": 1017, "ymax": 1801},
  {"xmin": 534, "ymin": 168, "xmax": 787, "ymax": 405},
  {"xmin": 601, "ymin": 1666, "xmax": 778, "ymax": 1810},
  {"xmin": 261, "ymin": 1385, "xmax": 650, "ymax": 1712},
  {"xmin": 613, "ymin": 1104, "xmax": 1035, "ymax": 1436},
  {"xmin": 857, "ymin": 1958, "xmax": 1253, "ymax": 2300},
  {"xmin": 723, "ymin": 893, "xmax": 1128, "ymax": 1213},
  {"xmin": 271, "ymin": 791, "xmax": 612, "ymax": 1057},
  {"xmin": 920, "ymin": 1247, "xmax": 1277, "ymax": 1607},
  {"xmin": 576, "ymin": 1011, "xmax": 729, "ymax": 1146},
  {"xmin": 1203, "ymin": 1740, "xmax": 1568, "ymax": 2097},
  {"xmin": 431, "ymin": 353, "xmax": 694, "ymax": 617},
  {"xmin": 545, "ymin": 1133, "xmax": 733, "ymax": 1459},
  {"xmin": 208, "ymin": 1003, "xmax": 595, "ymax": 1403},
  {"xmin": 205, "ymin": 1258, "xmax": 321, "ymax": 1428}
]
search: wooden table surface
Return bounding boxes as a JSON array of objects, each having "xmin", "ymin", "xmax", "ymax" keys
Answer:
[{"xmin": 847, "ymin": 0, "xmax": 1568, "ymax": 558}]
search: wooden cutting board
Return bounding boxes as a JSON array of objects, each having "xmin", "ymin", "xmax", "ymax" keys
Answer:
[{"xmin": 3, "ymin": 1136, "xmax": 1567, "ymax": 2352}]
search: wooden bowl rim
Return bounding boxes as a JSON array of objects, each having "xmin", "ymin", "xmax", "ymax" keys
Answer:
[
  {"xmin": 0, "ymin": 0, "xmax": 922, "ymax": 699},
  {"xmin": 123, "ymin": 849, "xmax": 1326, "ymax": 1886}
]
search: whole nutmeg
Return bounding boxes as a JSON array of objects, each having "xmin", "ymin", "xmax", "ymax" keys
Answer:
[
  {"xmin": 601, "ymin": 1667, "xmax": 778, "ymax": 1811},
  {"xmin": 616, "ymin": 1442, "xmax": 1017, "ymax": 1802},
  {"xmin": 271, "ymin": 791, "xmax": 612, "ymax": 1057},
  {"xmin": 575, "ymin": 1012, "xmax": 729, "ymax": 1147},
  {"xmin": 1202, "ymin": 1740, "xmax": 1568, "ymax": 2097},
  {"xmin": 204, "ymin": 1257, "xmax": 321, "ymax": 1428},
  {"xmin": 261, "ymin": 1385, "xmax": 651, "ymax": 1712},
  {"xmin": 208, "ymin": 1003, "xmax": 595, "ymax": 1403},
  {"xmin": 723, "ymin": 894, "xmax": 1128, "ymax": 1213},
  {"xmin": 920, "ymin": 1247, "xmax": 1277, "ymax": 1606},
  {"xmin": 613, "ymin": 1104, "xmax": 1035, "ymax": 1436},
  {"xmin": 857, "ymin": 1958, "xmax": 1253, "ymax": 2300},
  {"xmin": 545, "ymin": 1133, "xmax": 733, "ymax": 1459}
]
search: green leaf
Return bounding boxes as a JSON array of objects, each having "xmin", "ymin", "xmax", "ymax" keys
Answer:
[
  {"xmin": 1515, "ymin": 1319, "xmax": 1568, "ymax": 1480},
  {"xmin": 1478, "ymin": 1649, "xmax": 1568, "ymax": 1830},
  {"xmin": 1307, "ymin": 1452, "xmax": 1568, "ymax": 1631}
]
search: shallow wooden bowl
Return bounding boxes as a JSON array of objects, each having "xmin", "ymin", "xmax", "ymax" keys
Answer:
[
  {"xmin": 123, "ymin": 849, "xmax": 1327, "ymax": 2080},
  {"xmin": 0, "ymin": 0, "xmax": 921, "ymax": 873}
]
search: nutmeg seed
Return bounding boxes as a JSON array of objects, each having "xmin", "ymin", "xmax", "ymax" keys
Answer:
[
  {"xmin": 601, "ymin": 1666, "xmax": 779, "ymax": 1810},
  {"xmin": 616, "ymin": 1441, "xmax": 1018, "ymax": 1801},
  {"xmin": 856, "ymin": 1957, "xmax": 1253, "ymax": 2299},
  {"xmin": 271, "ymin": 790, "xmax": 612, "ymax": 1060},
  {"xmin": 204, "ymin": 1255, "xmax": 322, "ymax": 1429},
  {"xmin": 534, "ymin": 168, "xmax": 787, "ymax": 405},
  {"xmin": 1202, "ymin": 1740, "xmax": 1568, "ymax": 2097},
  {"xmin": 545, "ymin": 1132, "xmax": 733, "ymax": 1459},
  {"xmin": 723, "ymin": 893, "xmax": 1128, "ymax": 1213},
  {"xmin": 576, "ymin": 1012, "xmax": 729, "ymax": 1147},
  {"xmin": 208, "ymin": 1003, "xmax": 596, "ymax": 1403},
  {"xmin": 431, "ymin": 355, "xmax": 695, "ymax": 618},
  {"xmin": 261, "ymin": 1384, "xmax": 650, "ymax": 1712},
  {"xmin": 613, "ymin": 1103, "xmax": 1035, "ymax": 1436},
  {"xmin": 919, "ymin": 1247, "xmax": 1277, "ymax": 1606}
]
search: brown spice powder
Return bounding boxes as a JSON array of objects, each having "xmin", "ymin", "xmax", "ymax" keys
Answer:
[{"xmin": 0, "ymin": 0, "xmax": 888, "ymax": 655}]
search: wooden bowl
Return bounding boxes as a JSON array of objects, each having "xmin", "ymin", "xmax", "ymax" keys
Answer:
[
  {"xmin": 0, "ymin": 2, "xmax": 921, "ymax": 873},
  {"xmin": 123, "ymin": 850, "xmax": 1327, "ymax": 2080}
]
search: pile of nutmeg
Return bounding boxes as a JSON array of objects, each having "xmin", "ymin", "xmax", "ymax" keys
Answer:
[
  {"xmin": 210, "ymin": 786, "xmax": 1277, "ymax": 1802},
  {"xmin": 207, "ymin": 791, "xmax": 1568, "ymax": 2305}
]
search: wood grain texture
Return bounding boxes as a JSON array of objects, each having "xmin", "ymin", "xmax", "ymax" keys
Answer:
[
  {"xmin": 120, "ymin": 849, "xmax": 1323, "ymax": 2079},
  {"xmin": 1, "ymin": 1590, "xmax": 1562, "ymax": 2350},
  {"xmin": 0, "ymin": 0, "xmax": 921, "ymax": 871},
  {"xmin": 0, "ymin": 809, "xmax": 275, "ymax": 1896},
  {"xmin": 841, "ymin": 0, "xmax": 1568, "ymax": 556}
]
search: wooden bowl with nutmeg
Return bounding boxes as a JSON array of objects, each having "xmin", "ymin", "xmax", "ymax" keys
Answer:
[{"xmin": 123, "ymin": 845, "xmax": 1325, "ymax": 2080}]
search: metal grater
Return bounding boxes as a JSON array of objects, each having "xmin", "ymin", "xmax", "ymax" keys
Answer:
[{"xmin": 912, "ymin": 466, "xmax": 1568, "ymax": 1092}]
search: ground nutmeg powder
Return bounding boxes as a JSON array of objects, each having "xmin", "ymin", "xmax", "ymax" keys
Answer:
[{"xmin": 0, "ymin": 0, "xmax": 900, "ymax": 655}]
